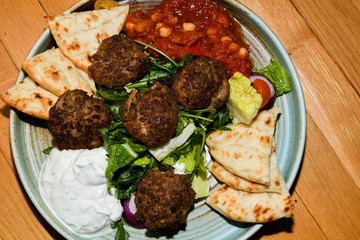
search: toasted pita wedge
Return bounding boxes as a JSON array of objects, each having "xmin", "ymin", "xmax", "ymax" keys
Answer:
[
  {"xmin": 46, "ymin": 5, "xmax": 129, "ymax": 73},
  {"xmin": 206, "ymin": 159, "xmax": 293, "ymax": 223},
  {"xmin": 22, "ymin": 48, "xmax": 96, "ymax": 97},
  {"xmin": 0, "ymin": 77, "xmax": 57, "ymax": 120},
  {"xmin": 210, "ymin": 145, "xmax": 281, "ymax": 193},
  {"xmin": 207, "ymin": 143, "xmax": 271, "ymax": 184},
  {"xmin": 206, "ymin": 124, "xmax": 273, "ymax": 156},
  {"xmin": 206, "ymin": 108, "xmax": 281, "ymax": 185},
  {"xmin": 249, "ymin": 107, "xmax": 281, "ymax": 135}
]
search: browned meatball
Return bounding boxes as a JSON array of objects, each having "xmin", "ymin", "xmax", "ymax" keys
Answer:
[
  {"xmin": 135, "ymin": 165, "xmax": 195, "ymax": 231},
  {"xmin": 88, "ymin": 35, "xmax": 150, "ymax": 90},
  {"xmin": 172, "ymin": 56, "xmax": 229, "ymax": 109},
  {"xmin": 48, "ymin": 89, "xmax": 112, "ymax": 150},
  {"xmin": 122, "ymin": 82, "xmax": 178, "ymax": 148}
]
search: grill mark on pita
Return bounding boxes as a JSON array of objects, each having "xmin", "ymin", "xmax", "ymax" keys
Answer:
[
  {"xmin": 48, "ymin": 100, "xmax": 54, "ymax": 106},
  {"xmin": 86, "ymin": 13, "xmax": 99, "ymax": 25},
  {"xmin": 44, "ymin": 65, "xmax": 61, "ymax": 81},
  {"xmin": 32, "ymin": 57, "xmax": 44, "ymax": 63},
  {"xmin": 271, "ymin": 146, "xmax": 276, "ymax": 154},
  {"xmin": 226, "ymin": 131, "xmax": 238, "ymax": 141},
  {"xmin": 55, "ymin": 22, "xmax": 60, "ymax": 31},
  {"xmin": 265, "ymin": 117, "xmax": 272, "ymax": 127},
  {"xmin": 260, "ymin": 135, "xmax": 270, "ymax": 146},
  {"xmin": 67, "ymin": 66, "xmax": 73, "ymax": 70},
  {"xmin": 284, "ymin": 206, "xmax": 290, "ymax": 213},
  {"xmin": 284, "ymin": 196, "xmax": 292, "ymax": 205},
  {"xmin": 95, "ymin": 32, "xmax": 110, "ymax": 44},
  {"xmin": 67, "ymin": 41, "xmax": 81, "ymax": 51},
  {"xmin": 233, "ymin": 152, "xmax": 242, "ymax": 159},
  {"xmin": 254, "ymin": 204, "xmax": 275, "ymax": 222},
  {"xmin": 274, "ymin": 179, "xmax": 280, "ymax": 187},
  {"xmin": 34, "ymin": 93, "xmax": 42, "ymax": 99}
]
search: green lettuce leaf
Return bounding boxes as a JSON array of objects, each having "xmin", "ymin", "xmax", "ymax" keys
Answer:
[{"xmin": 252, "ymin": 60, "xmax": 293, "ymax": 96}]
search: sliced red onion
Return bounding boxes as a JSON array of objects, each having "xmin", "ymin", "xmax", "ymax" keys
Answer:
[
  {"xmin": 121, "ymin": 193, "xmax": 145, "ymax": 229},
  {"xmin": 250, "ymin": 72, "xmax": 276, "ymax": 110}
]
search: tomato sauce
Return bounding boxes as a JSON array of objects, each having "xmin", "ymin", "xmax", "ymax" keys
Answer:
[{"xmin": 124, "ymin": 0, "xmax": 252, "ymax": 78}]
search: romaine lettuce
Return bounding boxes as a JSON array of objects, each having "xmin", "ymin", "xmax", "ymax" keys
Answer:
[{"xmin": 252, "ymin": 60, "xmax": 293, "ymax": 96}]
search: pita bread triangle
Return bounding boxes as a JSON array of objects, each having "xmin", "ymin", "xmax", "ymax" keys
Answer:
[
  {"xmin": 210, "ymin": 144, "xmax": 281, "ymax": 193},
  {"xmin": 22, "ymin": 48, "xmax": 96, "ymax": 97},
  {"xmin": 206, "ymin": 146, "xmax": 294, "ymax": 223},
  {"xmin": 206, "ymin": 107, "xmax": 281, "ymax": 185},
  {"xmin": 0, "ymin": 77, "xmax": 58, "ymax": 120},
  {"xmin": 46, "ymin": 5, "xmax": 129, "ymax": 73}
]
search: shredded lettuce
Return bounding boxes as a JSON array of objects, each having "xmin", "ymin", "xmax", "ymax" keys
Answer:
[
  {"xmin": 149, "ymin": 122, "xmax": 196, "ymax": 161},
  {"xmin": 252, "ymin": 60, "xmax": 293, "ymax": 96},
  {"xmin": 100, "ymin": 124, "xmax": 156, "ymax": 199},
  {"xmin": 191, "ymin": 171, "xmax": 210, "ymax": 199}
]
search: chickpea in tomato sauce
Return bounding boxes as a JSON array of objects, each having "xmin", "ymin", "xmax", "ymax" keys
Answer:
[{"xmin": 124, "ymin": 0, "xmax": 252, "ymax": 77}]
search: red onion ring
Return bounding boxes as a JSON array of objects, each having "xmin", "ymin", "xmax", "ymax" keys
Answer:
[
  {"xmin": 250, "ymin": 72, "xmax": 276, "ymax": 110},
  {"xmin": 121, "ymin": 193, "xmax": 145, "ymax": 229}
]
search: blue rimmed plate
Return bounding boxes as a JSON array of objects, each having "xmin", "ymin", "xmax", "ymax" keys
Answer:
[{"xmin": 10, "ymin": 0, "xmax": 306, "ymax": 239}]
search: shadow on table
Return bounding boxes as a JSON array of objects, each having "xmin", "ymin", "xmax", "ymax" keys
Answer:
[{"xmin": 248, "ymin": 218, "xmax": 294, "ymax": 239}]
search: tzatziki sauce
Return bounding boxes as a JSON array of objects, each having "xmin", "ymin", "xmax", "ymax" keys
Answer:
[{"xmin": 39, "ymin": 147, "xmax": 123, "ymax": 238}]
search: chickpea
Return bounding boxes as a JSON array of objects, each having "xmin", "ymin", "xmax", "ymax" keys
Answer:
[
  {"xmin": 167, "ymin": 16, "xmax": 178, "ymax": 24},
  {"xmin": 125, "ymin": 22, "xmax": 135, "ymax": 32},
  {"xmin": 221, "ymin": 36, "xmax": 232, "ymax": 42},
  {"xmin": 238, "ymin": 47, "xmax": 249, "ymax": 59},
  {"xmin": 183, "ymin": 22, "xmax": 196, "ymax": 32},
  {"xmin": 206, "ymin": 27, "xmax": 217, "ymax": 36},
  {"xmin": 151, "ymin": 12, "xmax": 162, "ymax": 22},
  {"xmin": 228, "ymin": 42, "xmax": 240, "ymax": 52},
  {"xmin": 159, "ymin": 26, "xmax": 172, "ymax": 38},
  {"xmin": 155, "ymin": 22, "xmax": 164, "ymax": 30}
]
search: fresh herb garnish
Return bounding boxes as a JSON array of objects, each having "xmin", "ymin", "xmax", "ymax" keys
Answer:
[
  {"xmin": 42, "ymin": 146, "xmax": 54, "ymax": 155},
  {"xmin": 113, "ymin": 218, "xmax": 130, "ymax": 240}
]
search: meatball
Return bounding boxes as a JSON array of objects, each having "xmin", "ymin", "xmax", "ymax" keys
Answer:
[
  {"xmin": 135, "ymin": 165, "xmax": 195, "ymax": 231},
  {"xmin": 88, "ymin": 35, "xmax": 150, "ymax": 90},
  {"xmin": 172, "ymin": 56, "xmax": 229, "ymax": 109},
  {"xmin": 122, "ymin": 82, "xmax": 178, "ymax": 148},
  {"xmin": 48, "ymin": 89, "xmax": 112, "ymax": 150}
]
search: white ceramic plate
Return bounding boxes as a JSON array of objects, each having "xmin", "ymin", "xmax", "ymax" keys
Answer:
[{"xmin": 10, "ymin": 0, "xmax": 306, "ymax": 239}]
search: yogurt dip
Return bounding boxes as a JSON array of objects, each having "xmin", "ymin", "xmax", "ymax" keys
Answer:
[{"xmin": 39, "ymin": 147, "xmax": 123, "ymax": 238}]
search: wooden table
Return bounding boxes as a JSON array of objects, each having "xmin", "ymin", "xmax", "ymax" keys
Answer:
[{"xmin": 1, "ymin": 0, "xmax": 359, "ymax": 239}]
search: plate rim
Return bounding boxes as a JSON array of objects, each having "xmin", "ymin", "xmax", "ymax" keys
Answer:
[{"xmin": 10, "ymin": 0, "xmax": 306, "ymax": 239}]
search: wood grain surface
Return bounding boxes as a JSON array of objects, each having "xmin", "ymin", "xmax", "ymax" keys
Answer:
[{"xmin": 0, "ymin": 0, "xmax": 359, "ymax": 239}]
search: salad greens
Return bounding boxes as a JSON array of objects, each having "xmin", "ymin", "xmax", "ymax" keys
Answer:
[
  {"xmin": 100, "ymin": 122, "xmax": 157, "ymax": 199},
  {"xmin": 252, "ymin": 60, "xmax": 293, "ymax": 96},
  {"xmin": 98, "ymin": 47, "xmax": 232, "ymax": 203},
  {"xmin": 113, "ymin": 219, "xmax": 129, "ymax": 240}
]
